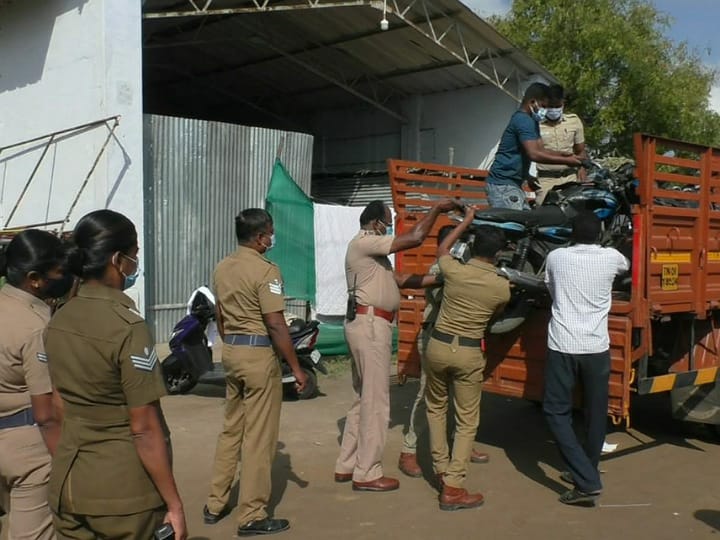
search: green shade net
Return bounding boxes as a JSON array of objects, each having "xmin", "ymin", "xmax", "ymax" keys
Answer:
[
  {"xmin": 265, "ymin": 159, "xmax": 316, "ymax": 302},
  {"xmin": 316, "ymin": 322, "xmax": 398, "ymax": 356}
]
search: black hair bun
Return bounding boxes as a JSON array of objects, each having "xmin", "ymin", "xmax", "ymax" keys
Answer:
[{"xmin": 65, "ymin": 245, "xmax": 87, "ymax": 277}]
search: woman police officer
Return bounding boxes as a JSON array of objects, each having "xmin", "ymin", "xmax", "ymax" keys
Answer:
[
  {"xmin": 0, "ymin": 229, "xmax": 70, "ymax": 540},
  {"xmin": 44, "ymin": 210, "xmax": 187, "ymax": 539}
]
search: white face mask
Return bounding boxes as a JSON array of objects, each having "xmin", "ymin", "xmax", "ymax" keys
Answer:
[
  {"xmin": 545, "ymin": 107, "xmax": 563, "ymax": 121},
  {"xmin": 262, "ymin": 233, "xmax": 276, "ymax": 251}
]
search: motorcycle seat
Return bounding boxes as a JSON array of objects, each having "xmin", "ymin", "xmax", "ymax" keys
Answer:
[{"xmin": 473, "ymin": 205, "xmax": 568, "ymax": 227}]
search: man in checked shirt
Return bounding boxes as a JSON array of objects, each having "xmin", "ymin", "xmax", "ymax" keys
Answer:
[{"xmin": 543, "ymin": 211, "xmax": 629, "ymax": 506}]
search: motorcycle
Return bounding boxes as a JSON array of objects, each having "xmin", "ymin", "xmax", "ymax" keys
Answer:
[
  {"xmin": 161, "ymin": 287, "xmax": 216, "ymax": 395},
  {"xmin": 161, "ymin": 287, "xmax": 326, "ymax": 399},
  {"xmin": 281, "ymin": 318, "xmax": 326, "ymax": 400},
  {"xmin": 451, "ymin": 161, "xmax": 637, "ymax": 334}
]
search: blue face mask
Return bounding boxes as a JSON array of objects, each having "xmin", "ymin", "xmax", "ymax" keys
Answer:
[
  {"xmin": 120, "ymin": 254, "xmax": 140, "ymax": 291},
  {"xmin": 532, "ymin": 105, "xmax": 547, "ymax": 123},
  {"xmin": 386, "ymin": 225, "xmax": 394, "ymax": 236}
]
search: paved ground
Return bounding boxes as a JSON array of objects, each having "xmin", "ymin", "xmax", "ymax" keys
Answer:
[
  {"xmin": 3, "ymin": 357, "xmax": 720, "ymax": 540},
  {"xmin": 163, "ymin": 360, "xmax": 720, "ymax": 540}
]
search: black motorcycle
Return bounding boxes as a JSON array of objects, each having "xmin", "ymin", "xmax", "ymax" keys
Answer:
[{"xmin": 452, "ymin": 162, "xmax": 637, "ymax": 333}]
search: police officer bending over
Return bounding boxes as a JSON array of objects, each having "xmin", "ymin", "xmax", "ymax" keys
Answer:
[
  {"xmin": 45, "ymin": 210, "xmax": 187, "ymax": 539},
  {"xmin": 204, "ymin": 208, "xmax": 307, "ymax": 537},
  {"xmin": 0, "ymin": 230, "xmax": 70, "ymax": 539}
]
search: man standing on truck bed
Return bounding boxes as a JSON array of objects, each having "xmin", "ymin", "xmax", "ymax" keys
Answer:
[
  {"xmin": 534, "ymin": 84, "xmax": 588, "ymax": 205},
  {"xmin": 543, "ymin": 211, "xmax": 629, "ymax": 506},
  {"xmin": 335, "ymin": 198, "xmax": 460, "ymax": 493},
  {"xmin": 486, "ymin": 82, "xmax": 585, "ymax": 210},
  {"xmin": 425, "ymin": 207, "xmax": 511, "ymax": 511}
]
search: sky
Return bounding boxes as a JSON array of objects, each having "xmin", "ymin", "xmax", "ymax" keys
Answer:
[{"xmin": 465, "ymin": 0, "xmax": 720, "ymax": 113}]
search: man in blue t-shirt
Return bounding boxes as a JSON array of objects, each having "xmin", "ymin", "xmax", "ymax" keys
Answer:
[{"xmin": 486, "ymin": 83, "xmax": 585, "ymax": 210}]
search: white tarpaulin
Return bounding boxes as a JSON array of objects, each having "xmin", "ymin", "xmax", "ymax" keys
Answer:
[{"xmin": 313, "ymin": 204, "xmax": 395, "ymax": 316}]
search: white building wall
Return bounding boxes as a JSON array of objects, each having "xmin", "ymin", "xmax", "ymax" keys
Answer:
[
  {"xmin": 0, "ymin": 0, "xmax": 146, "ymax": 308},
  {"xmin": 309, "ymin": 81, "xmax": 522, "ymax": 175}
]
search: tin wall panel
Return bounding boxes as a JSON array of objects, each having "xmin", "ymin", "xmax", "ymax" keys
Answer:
[{"xmin": 143, "ymin": 115, "xmax": 313, "ymax": 339}]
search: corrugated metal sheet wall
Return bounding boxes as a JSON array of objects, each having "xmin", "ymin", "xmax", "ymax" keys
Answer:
[
  {"xmin": 312, "ymin": 175, "xmax": 392, "ymax": 207},
  {"xmin": 143, "ymin": 115, "xmax": 313, "ymax": 340}
]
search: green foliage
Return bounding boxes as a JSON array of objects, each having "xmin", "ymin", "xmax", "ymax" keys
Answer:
[{"xmin": 492, "ymin": 0, "xmax": 720, "ymax": 154}]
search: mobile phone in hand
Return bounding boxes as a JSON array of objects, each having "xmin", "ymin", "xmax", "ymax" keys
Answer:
[{"xmin": 154, "ymin": 524, "xmax": 174, "ymax": 540}]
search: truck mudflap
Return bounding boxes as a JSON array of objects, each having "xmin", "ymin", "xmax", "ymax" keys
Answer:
[{"xmin": 637, "ymin": 366, "xmax": 720, "ymax": 394}]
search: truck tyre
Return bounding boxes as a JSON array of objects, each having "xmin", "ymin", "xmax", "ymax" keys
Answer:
[{"xmin": 489, "ymin": 295, "xmax": 532, "ymax": 334}]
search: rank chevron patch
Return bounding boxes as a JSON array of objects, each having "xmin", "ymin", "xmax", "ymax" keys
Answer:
[
  {"xmin": 130, "ymin": 348, "xmax": 158, "ymax": 372},
  {"xmin": 37, "ymin": 352, "xmax": 48, "ymax": 363}
]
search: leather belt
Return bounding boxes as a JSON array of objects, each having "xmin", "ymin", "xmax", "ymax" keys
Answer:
[
  {"xmin": 431, "ymin": 329, "xmax": 482, "ymax": 348},
  {"xmin": 356, "ymin": 305, "xmax": 396, "ymax": 323},
  {"xmin": 224, "ymin": 334, "xmax": 272, "ymax": 347},
  {"xmin": 537, "ymin": 168, "xmax": 577, "ymax": 178},
  {"xmin": 0, "ymin": 408, "xmax": 35, "ymax": 430}
]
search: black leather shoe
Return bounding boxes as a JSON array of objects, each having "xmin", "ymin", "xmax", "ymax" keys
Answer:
[
  {"xmin": 237, "ymin": 518, "xmax": 290, "ymax": 536},
  {"xmin": 202, "ymin": 504, "xmax": 227, "ymax": 525}
]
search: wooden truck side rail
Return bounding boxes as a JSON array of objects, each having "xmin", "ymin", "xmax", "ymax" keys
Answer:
[{"xmin": 389, "ymin": 133, "xmax": 720, "ymax": 428}]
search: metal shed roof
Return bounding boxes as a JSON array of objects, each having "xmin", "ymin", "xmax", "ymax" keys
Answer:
[{"xmin": 142, "ymin": 0, "xmax": 556, "ymax": 129}]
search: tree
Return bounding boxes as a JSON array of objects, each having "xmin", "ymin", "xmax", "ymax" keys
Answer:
[{"xmin": 492, "ymin": 0, "xmax": 720, "ymax": 155}]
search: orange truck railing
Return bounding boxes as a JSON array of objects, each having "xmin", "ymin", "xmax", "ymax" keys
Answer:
[{"xmin": 389, "ymin": 134, "xmax": 720, "ymax": 428}]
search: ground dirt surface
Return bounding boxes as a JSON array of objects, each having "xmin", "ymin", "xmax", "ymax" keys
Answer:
[
  {"xmin": 162, "ymin": 359, "xmax": 720, "ymax": 540},
  {"xmin": 3, "ymin": 358, "xmax": 720, "ymax": 540}
]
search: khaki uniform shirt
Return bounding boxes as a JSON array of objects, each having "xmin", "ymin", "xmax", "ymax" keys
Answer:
[
  {"xmin": 537, "ymin": 113, "xmax": 585, "ymax": 178},
  {"xmin": 434, "ymin": 256, "xmax": 511, "ymax": 339},
  {"xmin": 214, "ymin": 246, "xmax": 285, "ymax": 335},
  {"xmin": 346, "ymin": 231, "xmax": 399, "ymax": 312},
  {"xmin": 0, "ymin": 285, "xmax": 52, "ymax": 418},
  {"xmin": 45, "ymin": 284, "xmax": 167, "ymax": 515}
]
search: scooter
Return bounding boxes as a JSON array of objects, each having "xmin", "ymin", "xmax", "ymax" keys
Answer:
[{"xmin": 161, "ymin": 287, "xmax": 326, "ymax": 399}]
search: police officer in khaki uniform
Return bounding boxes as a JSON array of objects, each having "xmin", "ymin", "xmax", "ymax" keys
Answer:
[
  {"xmin": 425, "ymin": 207, "xmax": 510, "ymax": 511},
  {"xmin": 335, "ymin": 198, "xmax": 460, "ymax": 492},
  {"xmin": 534, "ymin": 84, "xmax": 588, "ymax": 205},
  {"xmin": 0, "ymin": 230, "xmax": 70, "ymax": 540},
  {"xmin": 203, "ymin": 208, "xmax": 307, "ymax": 537},
  {"xmin": 397, "ymin": 226, "xmax": 492, "ymax": 478},
  {"xmin": 45, "ymin": 210, "xmax": 187, "ymax": 540}
]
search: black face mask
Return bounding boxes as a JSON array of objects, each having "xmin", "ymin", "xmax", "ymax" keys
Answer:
[{"xmin": 43, "ymin": 274, "xmax": 74, "ymax": 299}]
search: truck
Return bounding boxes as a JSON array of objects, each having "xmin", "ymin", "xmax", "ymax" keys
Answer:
[{"xmin": 389, "ymin": 133, "xmax": 720, "ymax": 430}]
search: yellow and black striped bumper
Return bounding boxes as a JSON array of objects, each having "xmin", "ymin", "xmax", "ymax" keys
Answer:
[{"xmin": 637, "ymin": 366, "xmax": 720, "ymax": 394}]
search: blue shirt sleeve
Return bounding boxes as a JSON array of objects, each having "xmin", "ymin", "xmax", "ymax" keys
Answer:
[{"xmin": 513, "ymin": 112, "xmax": 540, "ymax": 143}]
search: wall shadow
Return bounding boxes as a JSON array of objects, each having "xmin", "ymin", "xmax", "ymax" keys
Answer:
[{"xmin": 0, "ymin": 0, "xmax": 90, "ymax": 93}]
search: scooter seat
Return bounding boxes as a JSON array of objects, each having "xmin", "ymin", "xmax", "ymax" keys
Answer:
[{"xmin": 474, "ymin": 205, "xmax": 568, "ymax": 228}]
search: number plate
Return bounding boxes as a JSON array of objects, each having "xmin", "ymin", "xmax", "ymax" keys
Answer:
[
  {"xmin": 310, "ymin": 349, "xmax": 322, "ymax": 363},
  {"xmin": 661, "ymin": 263, "xmax": 679, "ymax": 291}
]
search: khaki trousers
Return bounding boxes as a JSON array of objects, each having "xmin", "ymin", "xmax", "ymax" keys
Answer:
[
  {"xmin": 402, "ymin": 326, "xmax": 432, "ymax": 454},
  {"xmin": 335, "ymin": 313, "xmax": 393, "ymax": 482},
  {"xmin": 425, "ymin": 336, "xmax": 485, "ymax": 488},
  {"xmin": 52, "ymin": 507, "xmax": 165, "ymax": 540},
  {"xmin": 0, "ymin": 425, "xmax": 54, "ymax": 540},
  {"xmin": 207, "ymin": 344, "xmax": 281, "ymax": 528},
  {"xmin": 535, "ymin": 173, "xmax": 578, "ymax": 205}
]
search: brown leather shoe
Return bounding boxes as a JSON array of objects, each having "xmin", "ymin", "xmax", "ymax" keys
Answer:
[
  {"xmin": 352, "ymin": 476, "xmax": 400, "ymax": 492},
  {"xmin": 439, "ymin": 485, "xmax": 484, "ymax": 511},
  {"xmin": 398, "ymin": 452, "xmax": 422, "ymax": 478},
  {"xmin": 334, "ymin": 472, "xmax": 353, "ymax": 483},
  {"xmin": 470, "ymin": 449, "xmax": 489, "ymax": 464}
]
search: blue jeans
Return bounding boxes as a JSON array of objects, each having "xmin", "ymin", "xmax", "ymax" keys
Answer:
[
  {"xmin": 542, "ymin": 349, "xmax": 610, "ymax": 493},
  {"xmin": 486, "ymin": 182, "xmax": 530, "ymax": 210}
]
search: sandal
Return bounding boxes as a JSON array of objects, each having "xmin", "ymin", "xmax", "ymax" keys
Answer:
[{"xmin": 558, "ymin": 488, "xmax": 601, "ymax": 507}]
